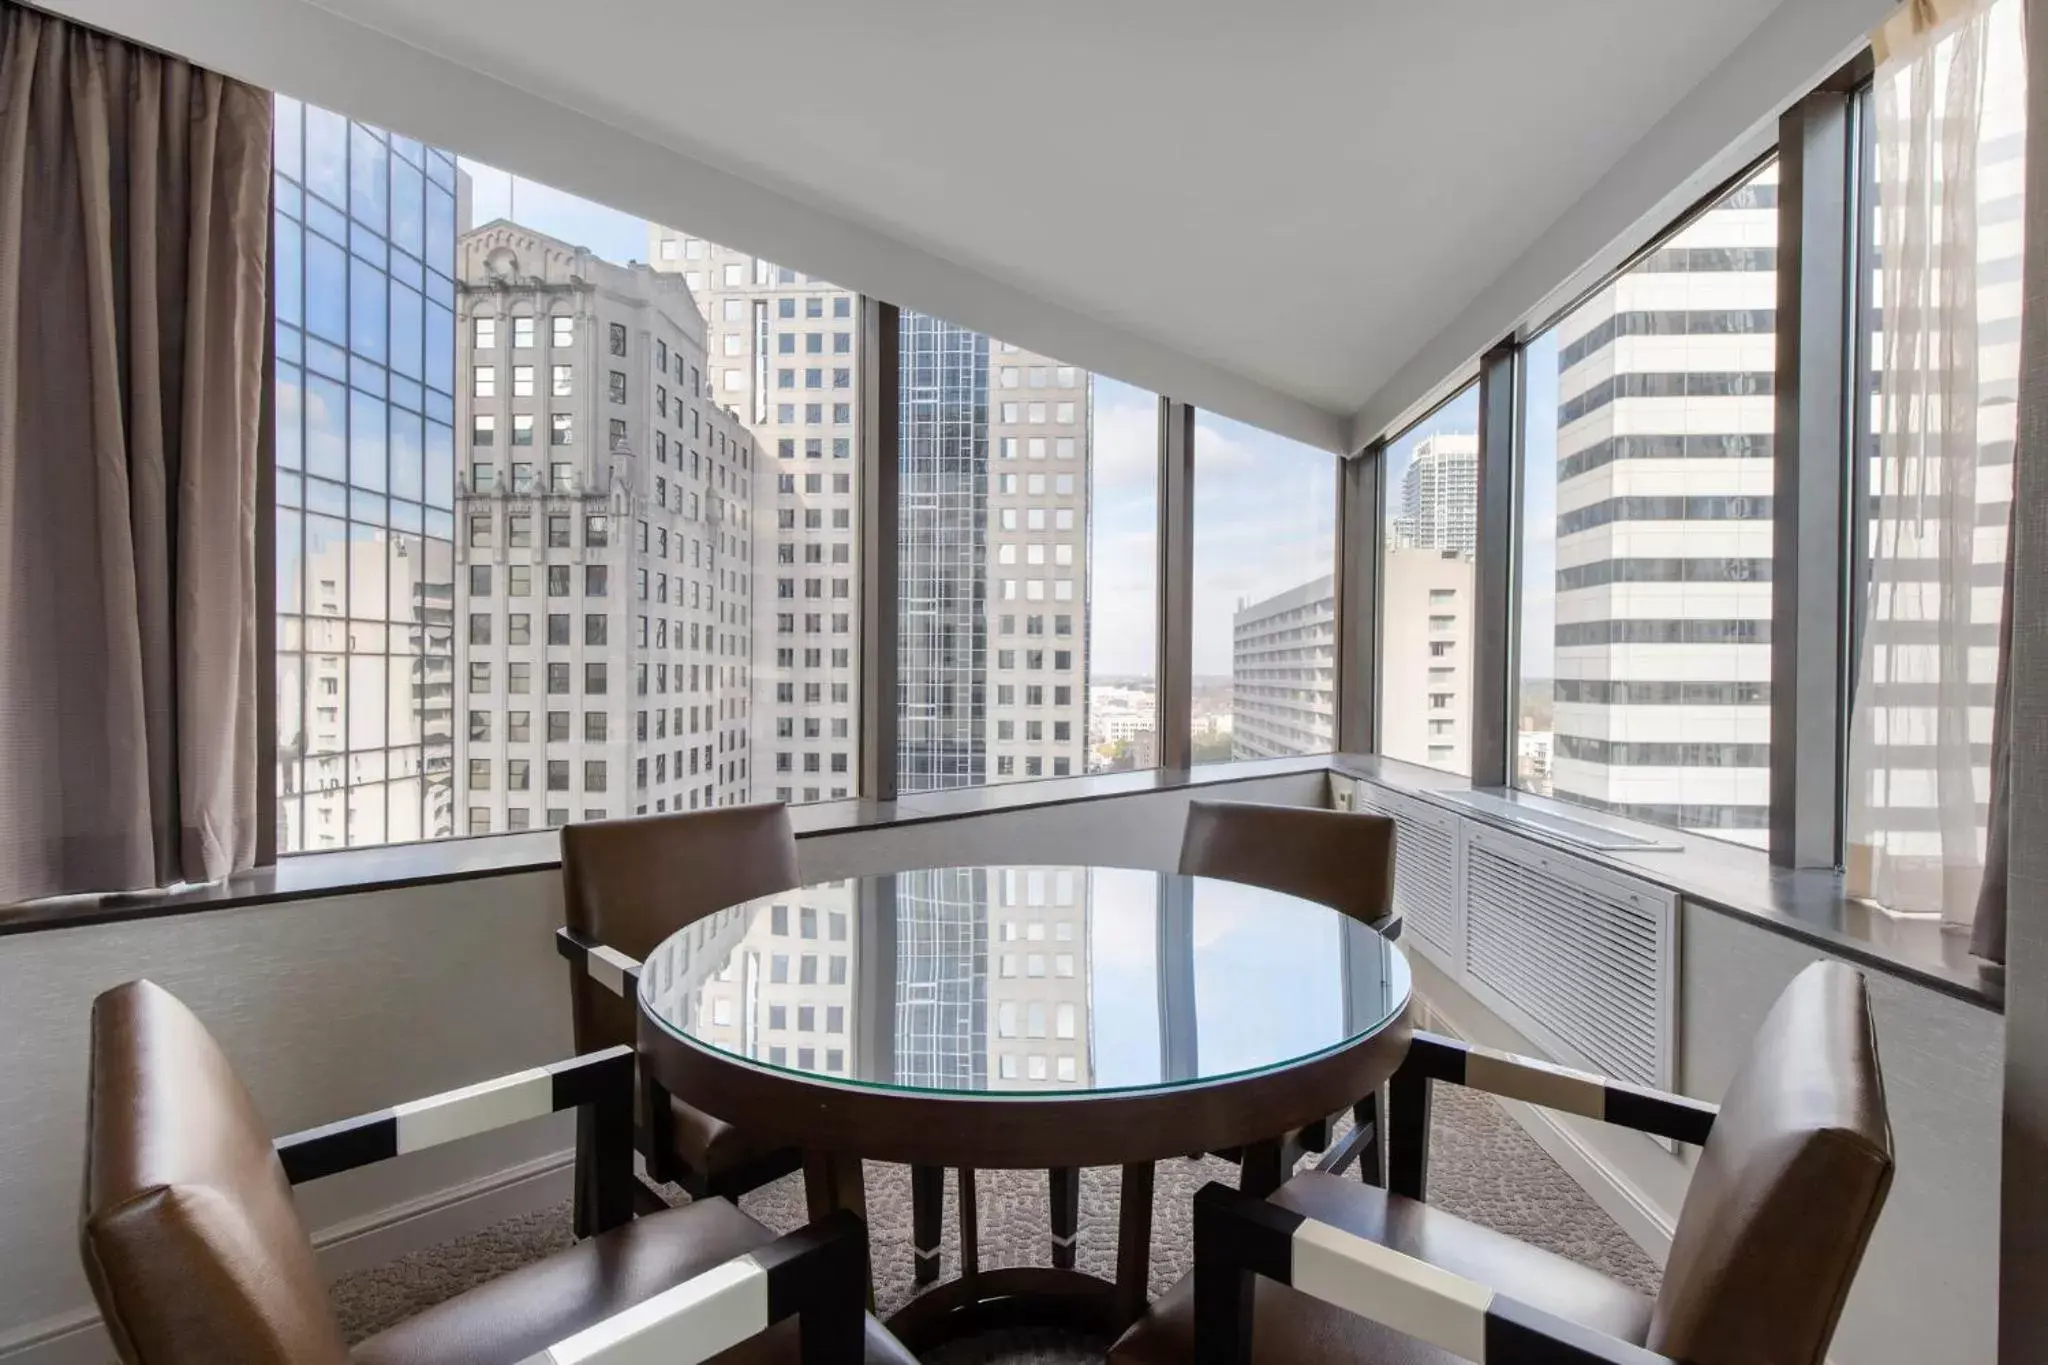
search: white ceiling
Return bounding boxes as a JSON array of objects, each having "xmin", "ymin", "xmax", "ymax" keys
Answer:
[{"xmin": 49, "ymin": 0, "xmax": 1882, "ymax": 447}]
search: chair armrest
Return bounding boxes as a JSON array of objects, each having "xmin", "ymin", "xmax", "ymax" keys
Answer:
[
  {"xmin": 1399, "ymin": 1032, "xmax": 1716, "ymax": 1146},
  {"xmin": 514, "ymin": 1210, "xmax": 867, "ymax": 1365},
  {"xmin": 1192, "ymin": 1184, "xmax": 1674, "ymax": 1365},
  {"xmin": 556, "ymin": 926, "xmax": 642, "ymax": 999},
  {"xmin": 276, "ymin": 1045, "xmax": 634, "ymax": 1185}
]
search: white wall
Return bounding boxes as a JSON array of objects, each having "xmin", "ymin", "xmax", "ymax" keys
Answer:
[
  {"xmin": 0, "ymin": 772, "xmax": 1324, "ymax": 1364},
  {"xmin": 1411, "ymin": 901, "xmax": 2002, "ymax": 1365}
]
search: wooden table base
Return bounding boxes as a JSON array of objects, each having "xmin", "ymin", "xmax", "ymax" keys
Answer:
[{"xmin": 808, "ymin": 1155, "xmax": 1160, "ymax": 1351}]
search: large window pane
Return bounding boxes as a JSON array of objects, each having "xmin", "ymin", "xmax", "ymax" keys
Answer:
[
  {"xmin": 1516, "ymin": 162, "xmax": 1779, "ymax": 845},
  {"xmin": 893, "ymin": 321, "xmax": 1154, "ymax": 792},
  {"xmin": 273, "ymin": 97, "xmax": 456, "ymax": 852},
  {"xmin": 1192, "ymin": 415, "xmax": 1337, "ymax": 761},
  {"xmin": 1379, "ymin": 385, "xmax": 1479, "ymax": 774},
  {"xmin": 1847, "ymin": 0, "xmax": 2025, "ymax": 917}
]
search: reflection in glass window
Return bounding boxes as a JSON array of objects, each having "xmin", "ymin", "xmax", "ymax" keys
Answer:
[
  {"xmin": 1379, "ymin": 386, "xmax": 1478, "ymax": 774},
  {"xmin": 1192, "ymin": 415, "xmax": 1336, "ymax": 760},
  {"xmin": 1516, "ymin": 162, "xmax": 1778, "ymax": 845},
  {"xmin": 273, "ymin": 95, "xmax": 458, "ymax": 852}
]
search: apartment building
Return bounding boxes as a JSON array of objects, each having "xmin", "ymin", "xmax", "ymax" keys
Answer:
[
  {"xmin": 1230, "ymin": 576, "xmax": 1336, "ymax": 760},
  {"xmin": 1382, "ymin": 550, "xmax": 1477, "ymax": 773},
  {"xmin": 452, "ymin": 223, "xmax": 758, "ymax": 833},
  {"xmin": 273, "ymin": 101, "xmax": 462, "ymax": 851},
  {"xmin": 1392, "ymin": 432, "xmax": 1479, "ymax": 556},
  {"xmin": 1546, "ymin": 168, "xmax": 1778, "ymax": 844}
]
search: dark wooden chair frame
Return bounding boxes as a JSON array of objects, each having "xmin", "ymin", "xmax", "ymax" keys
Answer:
[
  {"xmin": 275, "ymin": 1044, "xmax": 870, "ymax": 1363},
  {"xmin": 1186, "ymin": 1030, "xmax": 1721, "ymax": 1364}
]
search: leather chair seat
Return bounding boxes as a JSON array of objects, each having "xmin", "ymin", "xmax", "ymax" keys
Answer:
[
  {"xmin": 353, "ymin": 1197, "xmax": 915, "ymax": 1365},
  {"xmin": 1109, "ymin": 1172, "xmax": 1651, "ymax": 1365}
]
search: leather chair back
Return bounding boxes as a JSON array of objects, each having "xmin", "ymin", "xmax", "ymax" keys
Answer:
[
  {"xmin": 80, "ymin": 980, "xmax": 350, "ymax": 1365},
  {"xmin": 561, "ymin": 803, "xmax": 801, "ymax": 1053},
  {"xmin": 1177, "ymin": 799, "xmax": 1395, "ymax": 926},
  {"xmin": 1648, "ymin": 961, "xmax": 1893, "ymax": 1365}
]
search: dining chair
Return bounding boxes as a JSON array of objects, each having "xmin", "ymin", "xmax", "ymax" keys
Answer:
[
  {"xmin": 80, "ymin": 979, "xmax": 917, "ymax": 1365},
  {"xmin": 1108, "ymin": 960, "xmax": 1893, "ymax": 1365},
  {"xmin": 1178, "ymin": 799, "xmax": 1398, "ymax": 934},
  {"xmin": 559, "ymin": 803, "xmax": 809, "ymax": 1204},
  {"xmin": 557, "ymin": 803, "xmax": 947, "ymax": 1282},
  {"xmin": 1177, "ymin": 797, "xmax": 1400, "ymax": 1187}
]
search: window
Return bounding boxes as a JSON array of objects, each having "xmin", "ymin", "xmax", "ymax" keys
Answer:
[
  {"xmin": 552, "ymin": 365, "xmax": 573, "ymax": 397},
  {"xmin": 552, "ymin": 316, "xmax": 573, "ymax": 347},
  {"xmin": 511, "ymin": 414, "xmax": 534, "ymax": 446},
  {"xmin": 1514, "ymin": 161, "xmax": 1778, "ymax": 845},
  {"xmin": 513, "ymin": 317, "xmax": 535, "ymax": 349},
  {"xmin": 896, "ymin": 314, "xmax": 1151, "ymax": 793},
  {"xmin": 273, "ymin": 101, "xmax": 458, "ymax": 850},
  {"xmin": 1379, "ymin": 384, "xmax": 1478, "ymax": 775},
  {"xmin": 1192, "ymin": 412, "xmax": 1336, "ymax": 761},
  {"xmin": 550, "ymin": 413, "xmax": 572, "ymax": 446},
  {"xmin": 473, "ymin": 365, "xmax": 495, "ymax": 397}
]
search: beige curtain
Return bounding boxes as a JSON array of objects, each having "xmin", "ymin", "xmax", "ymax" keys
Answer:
[
  {"xmin": 0, "ymin": 4, "xmax": 269, "ymax": 903},
  {"xmin": 1846, "ymin": 0, "xmax": 2014, "ymax": 928}
]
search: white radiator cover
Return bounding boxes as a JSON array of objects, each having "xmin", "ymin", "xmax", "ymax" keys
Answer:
[{"xmin": 1358, "ymin": 780, "xmax": 1678, "ymax": 1091}]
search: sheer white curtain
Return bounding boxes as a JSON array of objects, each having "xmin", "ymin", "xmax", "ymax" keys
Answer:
[{"xmin": 1846, "ymin": 0, "xmax": 2018, "ymax": 924}]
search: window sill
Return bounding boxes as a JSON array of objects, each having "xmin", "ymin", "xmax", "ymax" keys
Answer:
[
  {"xmin": 0, "ymin": 756, "xmax": 1333, "ymax": 938},
  {"xmin": 1332, "ymin": 754, "xmax": 2001, "ymax": 1013}
]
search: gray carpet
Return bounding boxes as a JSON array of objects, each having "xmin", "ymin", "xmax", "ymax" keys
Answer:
[{"xmin": 330, "ymin": 1084, "xmax": 1659, "ymax": 1362}]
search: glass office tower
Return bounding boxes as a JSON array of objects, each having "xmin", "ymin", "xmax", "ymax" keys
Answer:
[
  {"xmin": 898, "ymin": 312, "xmax": 990, "ymax": 792},
  {"xmin": 273, "ymin": 97, "xmax": 460, "ymax": 851}
]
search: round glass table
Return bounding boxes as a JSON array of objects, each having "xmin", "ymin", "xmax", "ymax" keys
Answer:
[{"xmin": 634, "ymin": 864, "xmax": 1412, "ymax": 1346}]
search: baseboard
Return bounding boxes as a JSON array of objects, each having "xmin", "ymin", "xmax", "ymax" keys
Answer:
[
  {"xmin": 311, "ymin": 1147, "xmax": 576, "ymax": 1280},
  {"xmin": 0, "ymin": 1151, "xmax": 575, "ymax": 1365}
]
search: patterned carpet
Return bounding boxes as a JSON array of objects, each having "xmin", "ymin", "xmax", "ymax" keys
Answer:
[{"xmin": 330, "ymin": 1084, "xmax": 1659, "ymax": 1362}]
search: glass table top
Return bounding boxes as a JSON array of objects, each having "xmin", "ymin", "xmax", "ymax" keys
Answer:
[{"xmin": 639, "ymin": 865, "xmax": 1409, "ymax": 1098}]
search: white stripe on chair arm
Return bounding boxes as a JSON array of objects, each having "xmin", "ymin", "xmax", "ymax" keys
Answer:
[
  {"xmin": 514, "ymin": 1255, "xmax": 768, "ymax": 1365},
  {"xmin": 1292, "ymin": 1218, "xmax": 1493, "ymax": 1361}
]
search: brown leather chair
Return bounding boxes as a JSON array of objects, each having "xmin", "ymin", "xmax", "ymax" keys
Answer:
[
  {"xmin": 560, "ymin": 804, "xmax": 807, "ymax": 1200},
  {"xmin": 1111, "ymin": 960, "xmax": 1893, "ymax": 1365},
  {"xmin": 1178, "ymin": 798, "xmax": 1400, "ymax": 1184},
  {"xmin": 1178, "ymin": 799, "xmax": 1398, "ymax": 933},
  {"xmin": 80, "ymin": 979, "xmax": 915, "ymax": 1365}
]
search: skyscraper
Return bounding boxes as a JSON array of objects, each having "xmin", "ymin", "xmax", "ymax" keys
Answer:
[
  {"xmin": 452, "ymin": 223, "xmax": 758, "ymax": 832},
  {"xmin": 648, "ymin": 227, "xmax": 1092, "ymax": 796},
  {"xmin": 1393, "ymin": 432, "xmax": 1479, "ymax": 556},
  {"xmin": 272, "ymin": 97, "xmax": 461, "ymax": 851},
  {"xmin": 648, "ymin": 231, "xmax": 862, "ymax": 803},
  {"xmin": 1539, "ymin": 165, "xmax": 1778, "ymax": 844}
]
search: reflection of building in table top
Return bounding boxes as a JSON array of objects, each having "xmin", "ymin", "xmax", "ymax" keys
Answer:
[
  {"xmin": 984, "ymin": 866, "xmax": 1092, "ymax": 1090},
  {"xmin": 673, "ymin": 883, "xmax": 857, "ymax": 1076}
]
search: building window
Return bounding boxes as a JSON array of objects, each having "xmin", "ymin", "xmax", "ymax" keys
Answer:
[
  {"xmin": 552, "ymin": 365, "xmax": 573, "ymax": 397},
  {"xmin": 552, "ymin": 316, "xmax": 573, "ymax": 347},
  {"xmin": 550, "ymin": 413, "xmax": 573, "ymax": 445},
  {"xmin": 513, "ymin": 316, "xmax": 535, "ymax": 349}
]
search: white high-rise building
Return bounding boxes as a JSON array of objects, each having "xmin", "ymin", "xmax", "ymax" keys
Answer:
[
  {"xmin": 1544, "ymin": 166, "xmax": 1779, "ymax": 844},
  {"xmin": 452, "ymin": 223, "xmax": 758, "ymax": 833},
  {"xmin": 1230, "ymin": 576, "xmax": 1335, "ymax": 760},
  {"xmin": 1381, "ymin": 550, "xmax": 1476, "ymax": 773},
  {"xmin": 1393, "ymin": 432, "xmax": 1479, "ymax": 557}
]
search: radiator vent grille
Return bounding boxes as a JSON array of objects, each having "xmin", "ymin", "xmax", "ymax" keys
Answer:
[
  {"xmin": 1355, "ymin": 788, "xmax": 1459, "ymax": 958},
  {"xmin": 1462, "ymin": 831, "xmax": 1668, "ymax": 1088}
]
